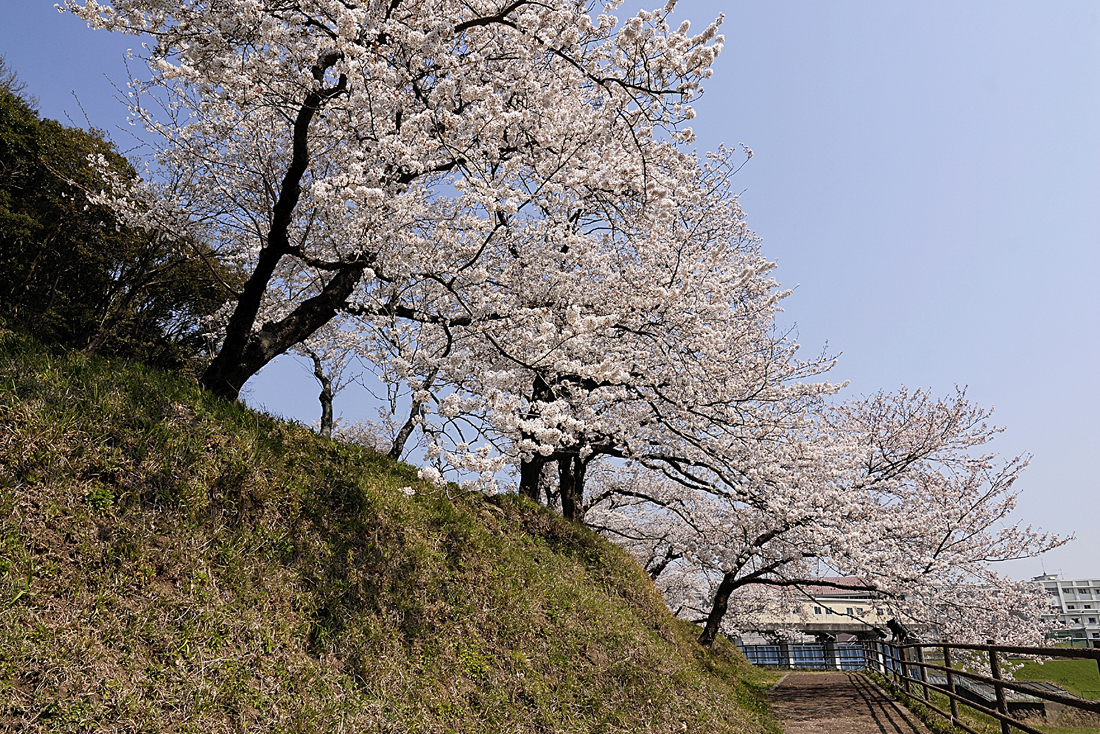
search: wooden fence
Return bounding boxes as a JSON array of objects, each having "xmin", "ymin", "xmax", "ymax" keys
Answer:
[{"xmin": 739, "ymin": 639, "xmax": 1100, "ymax": 734}]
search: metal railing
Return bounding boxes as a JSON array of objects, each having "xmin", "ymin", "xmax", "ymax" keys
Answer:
[
  {"xmin": 739, "ymin": 639, "xmax": 1100, "ymax": 734},
  {"xmin": 739, "ymin": 641, "xmax": 868, "ymax": 670}
]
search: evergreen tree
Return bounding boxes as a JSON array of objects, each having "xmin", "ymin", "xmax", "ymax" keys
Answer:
[{"xmin": 0, "ymin": 65, "xmax": 237, "ymax": 371}]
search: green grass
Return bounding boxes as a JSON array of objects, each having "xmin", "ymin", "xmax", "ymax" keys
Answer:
[
  {"xmin": 1013, "ymin": 659, "xmax": 1100, "ymax": 701},
  {"xmin": 0, "ymin": 331, "xmax": 780, "ymax": 733}
]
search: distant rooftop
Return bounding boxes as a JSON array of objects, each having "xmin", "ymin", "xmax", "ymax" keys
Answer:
[{"xmin": 796, "ymin": 577, "xmax": 877, "ymax": 597}]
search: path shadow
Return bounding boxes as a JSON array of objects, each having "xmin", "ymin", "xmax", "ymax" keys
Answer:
[{"xmin": 770, "ymin": 672, "xmax": 930, "ymax": 734}]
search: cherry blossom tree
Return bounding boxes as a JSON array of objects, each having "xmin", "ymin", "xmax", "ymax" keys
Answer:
[
  {"xmin": 372, "ymin": 144, "xmax": 841, "ymax": 501},
  {"xmin": 65, "ymin": 0, "xmax": 726, "ymax": 402},
  {"xmin": 64, "ymin": 1, "xmax": 1061, "ymax": 652},
  {"xmin": 588, "ymin": 388, "xmax": 1066, "ymax": 646}
]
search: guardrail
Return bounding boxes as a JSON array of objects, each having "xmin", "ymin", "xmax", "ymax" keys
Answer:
[
  {"xmin": 739, "ymin": 641, "xmax": 867, "ymax": 670},
  {"xmin": 739, "ymin": 639, "xmax": 1100, "ymax": 734}
]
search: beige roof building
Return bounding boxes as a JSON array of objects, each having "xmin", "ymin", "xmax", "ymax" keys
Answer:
[{"xmin": 735, "ymin": 577, "xmax": 914, "ymax": 643}]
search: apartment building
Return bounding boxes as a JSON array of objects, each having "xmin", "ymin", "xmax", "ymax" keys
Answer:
[{"xmin": 1033, "ymin": 574, "xmax": 1100, "ymax": 647}]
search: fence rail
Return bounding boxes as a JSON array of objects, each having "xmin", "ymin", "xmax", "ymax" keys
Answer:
[{"xmin": 737, "ymin": 639, "xmax": 1100, "ymax": 734}]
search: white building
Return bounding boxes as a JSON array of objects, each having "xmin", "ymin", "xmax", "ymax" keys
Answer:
[
  {"xmin": 733, "ymin": 577, "xmax": 931, "ymax": 644},
  {"xmin": 1033, "ymin": 574, "xmax": 1100, "ymax": 648}
]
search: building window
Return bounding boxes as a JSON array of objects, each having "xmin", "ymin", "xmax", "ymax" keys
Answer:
[
  {"xmin": 1085, "ymin": 605, "xmax": 1093, "ymax": 609},
  {"xmin": 1088, "ymin": 618, "xmax": 1097, "ymax": 624},
  {"xmin": 826, "ymin": 608, "xmax": 834, "ymax": 615},
  {"xmin": 1068, "ymin": 605, "xmax": 1076, "ymax": 610},
  {"xmin": 847, "ymin": 607, "xmax": 855, "ymax": 616},
  {"xmin": 814, "ymin": 606, "xmax": 822, "ymax": 615}
]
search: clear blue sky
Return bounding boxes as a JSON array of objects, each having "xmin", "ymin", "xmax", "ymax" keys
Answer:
[{"xmin": 3, "ymin": 1, "xmax": 1096, "ymax": 579}]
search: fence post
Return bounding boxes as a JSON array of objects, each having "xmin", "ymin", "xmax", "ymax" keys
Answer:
[
  {"xmin": 915, "ymin": 645, "xmax": 930, "ymax": 701},
  {"xmin": 988, "ymin": 639, "xmax": 1012, "ymax": 734},
  {"xmin": 825, "ymin": 639, "xmax": 839, "ymax": 670},
  {"xmin": 943, "ymin": 644, "xmax": 959, "ymax": 726},
  {"xmin": 899, "ymin": 644, "xmax": 912, "ymax": 694}
]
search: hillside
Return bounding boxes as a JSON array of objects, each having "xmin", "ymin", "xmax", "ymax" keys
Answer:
[{"xmin": 0, "ymin": 331, "xmax": 778, "ymax": 733}]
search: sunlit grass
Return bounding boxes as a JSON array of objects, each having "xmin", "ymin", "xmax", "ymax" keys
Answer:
[{"xmin": 1014, "ymin": 659, "xmax": 1100, "ymax": 702}]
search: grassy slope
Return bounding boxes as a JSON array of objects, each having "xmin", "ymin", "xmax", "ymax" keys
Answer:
[
  {"xmin": 1014, "ymin": 659, "xmax": 1100, "ymax": 701},
  {"xmin": 0, "ymin": 333, "xmax": 779, "ymax": 734}
]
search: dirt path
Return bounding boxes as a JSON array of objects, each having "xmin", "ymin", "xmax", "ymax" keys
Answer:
[{"xmin": 769, "ymin": 672, "xmax": 932, "ymax": 734}]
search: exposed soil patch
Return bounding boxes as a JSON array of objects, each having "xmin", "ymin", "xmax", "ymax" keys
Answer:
[{"xmin": 770, "ymin": 672, "xmax": 932, "ymax": 734}]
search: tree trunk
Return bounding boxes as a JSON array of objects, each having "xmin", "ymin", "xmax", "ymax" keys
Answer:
[
  {"xmin": 388, "ymin": 404, "xmax": 418, "ymax": 460},
  {"xmin": 646, "ymin": 549, "xmax": 682, "ymax": 581},
  {"xmin": 519, "ymin": 456, "xmax": 546, "ymax": 501},
  {"xmin": 389, "ymin": 369, "xmax": 438, "ymax": 460},
  {"xmin": 304, "ymin": 349, "xmax": 334, "ymax": 439},
  {"xmin": 198, "ymin": 55, "xmax": 348, "ymax": 402},
  {"xmin": 517, "ymin": 374, "xmax": 555, "ymax": 501},
  {"xmin": 200, "ymin": 265, "xmax": 364, "ymax": 401},
  {"xmin": 699, "ymin": 571, "xmax": 739, "ymax": 647},
  {"xmin": 389, "ymin": 401, "xmax": 422, "ymax": 460},
  {"xmin": 318, "ymin": 386, "xmax": 333, "ymax": 438},
  {"xmin": 558, "ymin": 454, "xmax": 588, "ymax": 522}
]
